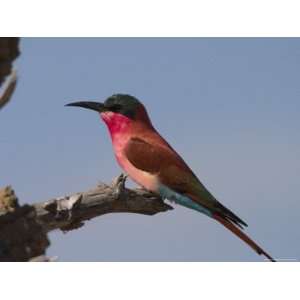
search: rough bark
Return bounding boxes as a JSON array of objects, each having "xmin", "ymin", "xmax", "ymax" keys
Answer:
[{"xmin": 0, "ymin": 175, "xmax": 173, "ymax": 261}]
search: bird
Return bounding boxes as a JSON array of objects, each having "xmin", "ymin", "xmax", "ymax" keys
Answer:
[{"xmin": 66, "ymin": 94, "xmax": 274, "ymax": 261}]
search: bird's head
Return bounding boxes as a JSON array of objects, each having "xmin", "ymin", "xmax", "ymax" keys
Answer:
[{"xmin": 66, "ymin": 94, "xmax": 153, "ymax": 134}]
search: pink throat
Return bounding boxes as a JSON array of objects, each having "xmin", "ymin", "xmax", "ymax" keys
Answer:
[{"xmin": 100, "ymin": 111, "xmax": 131, "ymax": 141}]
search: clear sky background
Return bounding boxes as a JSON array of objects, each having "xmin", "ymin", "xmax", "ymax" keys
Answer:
[{"xmin": 1, "ymin": 38, "xmax": 299, "ymax": 261}]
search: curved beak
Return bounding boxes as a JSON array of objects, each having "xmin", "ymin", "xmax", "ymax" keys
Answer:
[{"xmin": 65, "ymin": 101, "xmax": 106, "ymax": 112}]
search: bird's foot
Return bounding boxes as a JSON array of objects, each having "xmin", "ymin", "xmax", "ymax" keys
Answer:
[{"xmin": 111, "ymin": 173, "xmax": 128, "ymax": 200}]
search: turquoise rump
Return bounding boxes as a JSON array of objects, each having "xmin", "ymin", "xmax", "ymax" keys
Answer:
[{"xmin": 158, "ymin": 184, "xmax": 212, "ymax": 217}]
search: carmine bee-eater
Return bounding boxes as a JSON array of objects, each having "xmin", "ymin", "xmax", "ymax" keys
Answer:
[{"xmin": 66, "ymin": 94, "xmax": 274, "ymax": 261}]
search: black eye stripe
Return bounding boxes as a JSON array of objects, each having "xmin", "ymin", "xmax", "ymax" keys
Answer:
[{"xmin": 108, "ymin": 104, "xmax": 122, "ymax": 112}]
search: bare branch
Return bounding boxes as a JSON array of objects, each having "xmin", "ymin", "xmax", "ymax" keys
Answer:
[
  {"xmin": 0, "ymin": 37, "xmax": 19, "ymax": 110},
  {"xmin": 34, "ymin": 174, "xmax": 173, "ymax": 233},
  {"xmin": 0, "ymin": 37, "xmax": 19, "ymax": 86},
  {"xmin": 0, "ymin": 70, "xmax": 17, "ymax": 110},
  {"xmin": 0, "ymin": 175, "xmax": 173, "ymax": 261}
]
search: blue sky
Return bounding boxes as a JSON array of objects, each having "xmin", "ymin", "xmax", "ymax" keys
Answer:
[{"xmin": 1, "ymin": 38, "xmax": 299, "ymax": 261}]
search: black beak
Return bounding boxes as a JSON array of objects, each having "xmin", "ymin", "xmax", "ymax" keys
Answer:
[{"xmin": 65, "ymin": 101, "xmax": 106, "ymax": 112}]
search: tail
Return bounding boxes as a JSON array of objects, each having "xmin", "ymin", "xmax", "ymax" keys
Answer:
[{"xmin": 213, "ymin": 213, "xmax": 275, "ymax": 262}]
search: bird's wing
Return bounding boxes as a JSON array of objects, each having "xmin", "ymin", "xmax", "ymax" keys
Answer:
[
  {"xmin": 124, "ymin": 137, "xmax": 275, "ymax": 261},
  {"xmin": 124, "ymin": 137, "xmax": 247, "ymax": 227}
]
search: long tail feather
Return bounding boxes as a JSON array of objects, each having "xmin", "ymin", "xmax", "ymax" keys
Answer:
[{"xmin": 213, "ymin": 213, "xmax": 275, "ymax": 262}]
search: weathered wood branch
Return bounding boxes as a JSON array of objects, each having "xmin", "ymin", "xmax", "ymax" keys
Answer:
[
  {"xmin": 0, "ymin": 175, "xmax": 173, "ymax": 261},
  {"xmin": 0, "ymin": 70, "xmax": 17, "ymax": 110},
  {"xmin": 0, "ymin": 37, "xmax": 19, "ymax": 110},
  {"xmin": 35, "ymin": 174, "xmax": 173, "ymax": 233}
]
